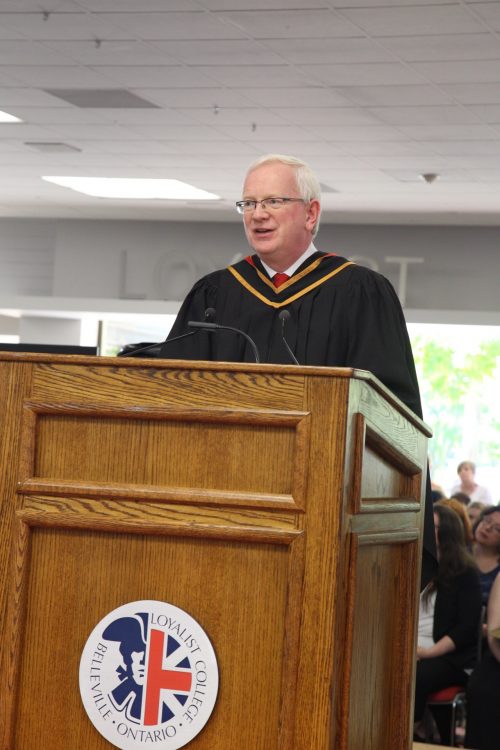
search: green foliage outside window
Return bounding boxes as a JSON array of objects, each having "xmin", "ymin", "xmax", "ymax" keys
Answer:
[{"xmin": 410, "ymin": 336, "xmax": 500, "ymax": 471}]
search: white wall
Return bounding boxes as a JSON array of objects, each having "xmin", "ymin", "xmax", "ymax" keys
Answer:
[{"xmin": 0, "ymin": 218, "xmax": 499, "ymax": 336}]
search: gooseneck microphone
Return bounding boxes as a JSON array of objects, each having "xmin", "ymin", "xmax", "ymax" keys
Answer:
[
  {"xmin": 117, "ymin": 307, "xmax": 217, "ymax": 358},
  {"xmin": 117, "ymin": 329, "xmax": 198, "ymax": 358},
  {"xmin": 278, "ymin": 309, "xmax": 300, "ymax": 365},
  {"xmin": 187, "ymin": 317, "xmax": 261, "ymax": 364}
]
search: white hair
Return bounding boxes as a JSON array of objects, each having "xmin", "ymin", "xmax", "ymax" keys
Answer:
[{"xmin": 244, "ymin": 153, "xmax": 322, "ymax": 236}]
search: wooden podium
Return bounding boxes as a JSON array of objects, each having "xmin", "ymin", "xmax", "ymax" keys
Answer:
[{"xmin": 0, "ymin": 354, "xmax": 430, "ymax": 750}]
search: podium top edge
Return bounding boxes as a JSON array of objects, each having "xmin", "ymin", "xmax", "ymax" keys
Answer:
[{"xmin": 0, "ymin": 352, "xmax": 431, "ymax": 436}]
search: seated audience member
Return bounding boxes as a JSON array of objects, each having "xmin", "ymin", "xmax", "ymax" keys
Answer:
[
  {"xmin": 465, "ymin": 573, "xmax": 500, "ymax": 750},
  {"xmin": 472, "ymin": 505, "xmax": 500, "ymax": 606},
  {"xmin": 467, "ymin": 501, "xmax": 487, "ymax": 527},
  {"xmin": 450, "ymin": 491, "xmax": 471, "ymax": 507},
  {"xmin": 431, "ymin": 488, "xmax": 446, "ymax": 504},
  {"xmin": 451, "ymin": 461, "xmax": 492, "ymax": 505},
  {"xmin": 414, "ymin": 505, "xmax": 482, "ymax": 743},
  {"xmin": 436, "ymin": 498, "xmax": 474, "ymax": 546}
]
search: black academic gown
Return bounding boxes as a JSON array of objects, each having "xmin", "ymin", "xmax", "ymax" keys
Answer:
[{"xmin": 160, "ymin": 251, "xmax": 436, "ymax": 585}]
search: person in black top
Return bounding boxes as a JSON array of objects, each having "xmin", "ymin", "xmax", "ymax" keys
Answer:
[
  {"xmin": 414, "ymin": 504, "xmax": 482, "ymax": 741},
  {"xmin": 465, "ymin": 571, "xmax": 500, "ymax": 750},
  {"xmin": 160, "ymin": 153, "xmax": 436, "ymax": 585}
]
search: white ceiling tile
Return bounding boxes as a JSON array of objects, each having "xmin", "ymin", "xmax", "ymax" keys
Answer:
[
  {"xmin": 89, "ymin": 108, "xmax": 199, "ymax": 125},
  {"xmin": 177, "ymin": 107, "xmax": 287, "ymax": 126},
  {"xmin": 68, "ymin": 140, "xmax": 178, "ymax": 154},
  {"xmin": 135, "ymin": 87, "xmax": 254, "ymax": 108},
  {"xmin": 340, "ymin": 141, "xmax": 432, "ymax": 156},
  {"xmin": 422, "ymin": 140, "xmax": 500, "ymax": 155},
  {"xmin": 0, "ymin": 12, "xmax": 132, "ymax": 40},
  {"xmin": 77, "ymin": 0, "xmax": 197, "ymax": 9},
  {"xmin": 269, "ymin": 107, "xmax": 381, "ymax": 125},
  {"xmin": 150, "ymin": 39, "xmax": 284, "ymax": 66},
  {"xmin": 0, "ymin": 1, "xmax": 82, "ymax": 11},
  {"xmin": 337, "ymin": 85, "xmax": 453, "ymax": 106},
  {"xmin": 0, "ymin": 141, "xmax": 25, "ymax": 153},
  {"xmin": 470, "ymin": 3, "xmax": 500, "ymax": 29},
  {"xmin": 314, "ymin": 169, "xmax": 395, "ymax": 183},
  {"xmin": 303, "ymin": 125, "xmax": 410, "ymax": 141},
  {"xmin": 266, "ymin": 37, "xmax": 396, "ymax": 64},
  {"xmin": 0, "ymin": 123, "xmax": 56, "ymax": 138},
  {"xmin": 211, "ymin": 124, "xmax": 316, "ymax": 140},
  {"xmin": 124, "ymin": 154, "xmax": 208, "ymax": 169},
  {"xmin": 367, "ymin": 156, "xmax": 448, "ymax": 170},
  {"xmin": 0, "ymin": 87, "xmax": 71, "ymax": 106},
  {"xmin": 379, "ymin": 33, "xmax": 500, "ymax": 62},
  {"xmin": 197, "ymin": 0, "xmax": 320, "ymax": 8},
  {"xmin": 5, "ymin": 65, "xmax": 117, "ymax": 87},
  {"xmin": 398, "ymin": 124, "xmax": 500, "ymax": 140},
  {"xmin": 230, "ymin": 140, "xmax": 345, "ymax": 156},
  {"xmin": 43, "ymin": 40, "xmax": 178, "ymax": 66},
  {"xmin": 242, "ymin": 87, "xmax": 353, "ymax": 107},
  {"xmin": 123, "ymin": 124, "xmax": 232, "ymax": 141},
  {"xmin": 440, "ymin": 83, "xmax": 500, "ymax": 103},
  {"xmin": 0, "ymin": 24, "xmax": 24, "ymax": 39},
  {"xmin": 368, "ymin": 105, "xmax": 481, "ymax": 126},
  {"xmin": 41, "ymin": 123, "xmax": 146, "ymax": 140},
  {"xmin": 218, "ymin": 9, "xmax": 363, "ymax": 38},
  {"xmin": 96, "ymin": 66, "xmax": 220, "ymax": 88},
  {"xmin": 469, "ymin": 104, "xmax": 500, "ymax": 122},
  {"xmin": 189, "ymin": 64, "xmax": 315, "ymax": 87},
  {"xmin": 328, "ymin": 0, "xmax": 459, "ymax": 6},
  {"xmin": 412, "ymin": 60, "xmax": 500, "ymax": 84},
  {"xmin": 460, "ymin": 168, "xmax": 500, "ymax": 181},
  {"xmin": 173, "ymin": 141, "xmax": 260, "ymax": 155},
  {"xmin": 294, "ymin": 154, "xmax": 367, "ymax": 168},
  {"xmin": 274, "ymin": 140, "xmax": 351, "ymax": 156},
  {"xmin": 97, "ymin": 11, "xmax": 246, "ymax": 39},
  {"xmin": 6, "ymin": 107, "xmax": 113, "ymax": 124},
  {"xmin": 337, "ymin": 6, "xmax": 486, "ymax": 36},
  {"xmin": 0, "ymin": 40, "xmax": 77, "ymax": 65},
  {"xmin": 300, "ymin": 62, "xmax": 426, "ymax": 86},
  {"xmin": 0, "ymin": 150, "xmax": 77, "ymax": 165},
  {"xmin": 444, "ymin": 154, "xmax": 500, "ymax": 167}
]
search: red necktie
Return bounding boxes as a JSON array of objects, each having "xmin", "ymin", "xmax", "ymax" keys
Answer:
[{"xmin": 272, "ymin": 272, "xmax": 289, "ymax": 288}]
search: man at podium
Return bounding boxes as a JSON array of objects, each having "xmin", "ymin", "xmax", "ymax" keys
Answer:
[{"xmin": 160, "ymin": 153, "xmax": 435, "ymax": 585}]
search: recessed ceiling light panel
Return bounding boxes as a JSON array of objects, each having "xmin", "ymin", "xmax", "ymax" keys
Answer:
[
  {"xmin": 0, "ymin": 110, "xmax": 22, "ymax": 123},
  {"xmin": 42, "ymin": 176, "xmax": 220, "ymax": 201}
]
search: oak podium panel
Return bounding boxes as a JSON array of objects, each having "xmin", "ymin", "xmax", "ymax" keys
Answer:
[{"xmin": 0, "ymin": 354, "xmax": 430, "ymax": 750}]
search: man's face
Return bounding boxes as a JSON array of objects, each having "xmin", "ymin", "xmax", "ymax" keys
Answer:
[
  {"xmin": 241, "ymin": 162, "xmax": 320, "ymax": 270},
  {"xmin": 130, "ymin": 650, "xmax": 145, "ymax": 685},
  {"xmin": 459, "ymin": 464, "xmax": 474, "ymax": 482}
]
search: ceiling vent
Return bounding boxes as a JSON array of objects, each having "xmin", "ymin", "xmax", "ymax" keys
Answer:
[
  {"xmin": 44, "ymin": 89, "xmax": 159, "ymax": 109},
  {"xmin": 25, "ymin": 142, "xmax": 82, "ymax": 153}
]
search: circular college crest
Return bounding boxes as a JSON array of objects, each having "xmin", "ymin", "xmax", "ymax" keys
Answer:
[{"xmin": 79, "ymin": 601, "xmax": 218, "ymax": 750}]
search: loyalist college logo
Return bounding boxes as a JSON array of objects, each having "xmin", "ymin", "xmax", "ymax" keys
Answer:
[{"xmin": 79, "ymin": 601, "xmax": 218, "ymax": 750}]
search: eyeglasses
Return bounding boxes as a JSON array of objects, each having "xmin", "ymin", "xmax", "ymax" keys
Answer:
[
  {"xmin": 479, "ymin": 518, "xmax": 500, "ymax": 534},
  {"xmin": 235, "ymin": 197, "xmax": 305, "ymax": 214}
]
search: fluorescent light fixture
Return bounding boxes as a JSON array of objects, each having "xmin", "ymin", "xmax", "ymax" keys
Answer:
[
  {"xmin": 0, "ymin": 110, "xmax": 22, "ymax": 123},
  {"xmin": 42, "ymin": 176, "xmax": 220, "ymax": 200}
]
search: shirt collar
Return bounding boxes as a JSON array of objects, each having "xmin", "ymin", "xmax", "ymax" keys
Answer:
[{"xmin": 260, "ymin": 242, "xmax": 318, "ymax": 280}]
